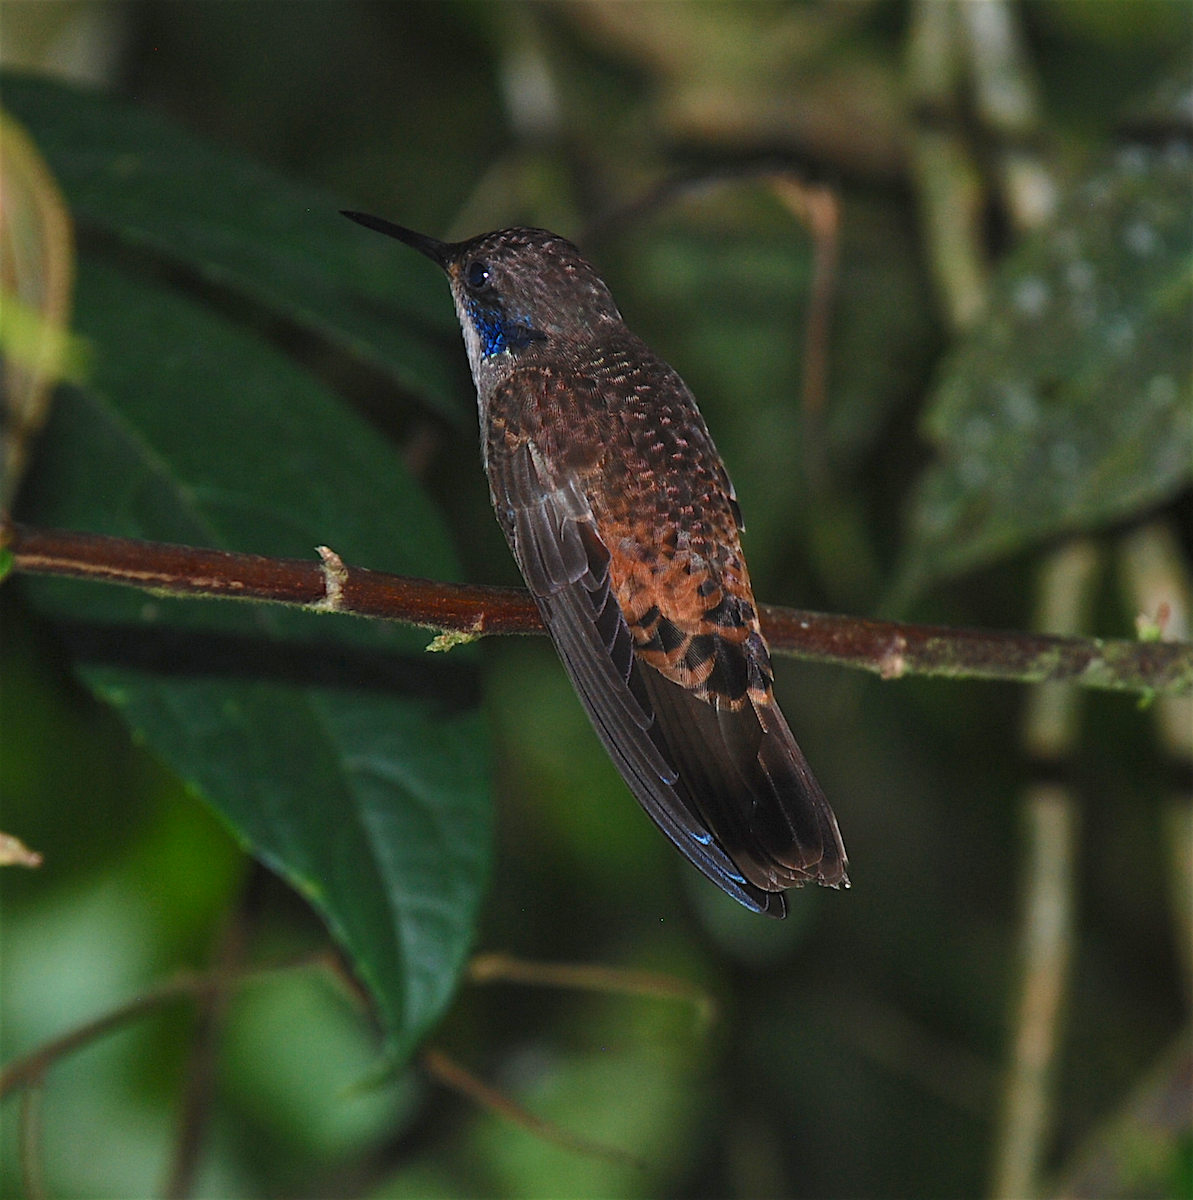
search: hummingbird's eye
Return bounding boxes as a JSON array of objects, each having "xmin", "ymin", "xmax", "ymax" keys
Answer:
[{"xmin": 465, "ymin": 260, "xmax": 491, "ymax": 290}]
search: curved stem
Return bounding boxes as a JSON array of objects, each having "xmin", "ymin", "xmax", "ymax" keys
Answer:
[
  {"xmin": 468, "ymin": 952, "xmax": 716, "ymax": 1029},
  {"xmin": 0, "ymin": 955, "xmax": 327, "ymax": 1101},
  {"xmin": 420, "ymin": 1046, "xmax": 643, "ymax": 1172}
]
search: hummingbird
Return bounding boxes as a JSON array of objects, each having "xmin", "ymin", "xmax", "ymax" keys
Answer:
[{"xmin": 343, "ymin": 211, "xmax": 848, "ymax": 916}]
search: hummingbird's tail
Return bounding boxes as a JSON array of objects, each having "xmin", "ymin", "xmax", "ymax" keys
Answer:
[{"xmin": 639, "ymin": 665, "xmax": 849, "ymax": 905}]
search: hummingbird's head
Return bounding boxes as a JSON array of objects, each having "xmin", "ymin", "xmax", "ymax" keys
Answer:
[{"xmin": 343, "ymin": 213, "xmax": 622, "ymax": 380}]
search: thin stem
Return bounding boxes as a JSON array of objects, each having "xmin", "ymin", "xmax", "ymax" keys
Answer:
[
  {"xmin": 0, "ymin": 956, "xmax": 326, "ymax": 1101},
  {"xmin": 770, "ymin": 176, "xmax": 840, "ymax": 495},
  {"xmin": 164, "ymin": 1004, "xmax": 224, "ymax": 1200},
  {"xmin": 468, "ymin": 952, "xmax": 716, "ymax": 1029},
  {"xmin": 420, "ymin": 1046, "xmax": 644, "ymax": 1172},
  {"xmin": 990, "ymin": 541, "xmax": 1092, "ymax": 1200},
  {"xmin": 19, "ymin": 1080, "xmax": 47, "ymax": 1200},
  {"xmin": 162, "ymin": 873, "xmax": 256, "ymax": 1200},
  {"xmin": 5, "ymin": 523, "xmax": 1190, "ymax": 696},
  {"xmin": 991, "ymin": 786, "xmax": 1077, "ymax": 1200}
]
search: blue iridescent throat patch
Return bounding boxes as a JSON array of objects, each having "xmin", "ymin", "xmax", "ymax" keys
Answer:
[{"xmin": 470, "ymin": 304, "xmax": 545, "ymax": 357}]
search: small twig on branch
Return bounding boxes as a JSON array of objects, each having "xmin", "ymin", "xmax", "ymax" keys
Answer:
[{"xmin": 4, "ymin": 523, "xmax": 1191, "ymax": 696}]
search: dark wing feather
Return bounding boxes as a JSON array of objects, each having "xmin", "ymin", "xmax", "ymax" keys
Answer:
[
  {"xmin": 640, "ymin": 667, "xmax": 847, "ymax": 891},
  {"xmin": 488, "ymin": 434, "xmax": 784, "ymax": 914}
]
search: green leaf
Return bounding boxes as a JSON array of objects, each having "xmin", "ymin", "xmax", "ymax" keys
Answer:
[
  {"xmin": 1, "ymin": 72, "xmax": 466, "ymax": 424},
  {"xmin": 898, "ymin": 131, "xmax": 1192, "ymax": 599},
  {"xmin": 18, "ymin": 259, "xmax": 491, "ymax": 1063}
]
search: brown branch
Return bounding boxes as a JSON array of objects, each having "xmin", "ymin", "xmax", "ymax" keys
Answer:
[
  {"xmin": 4, "ymin": 523, "xmax": 1190, "ymax": 696},
  {"xmin": 2, "ymin": 521, "xmax": 535, "ymax": 634}
]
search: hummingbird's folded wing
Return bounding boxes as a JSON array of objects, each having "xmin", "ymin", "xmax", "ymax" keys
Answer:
[
  {"xmin": 487, "ymin": 433, "xmax": 788, "ymax": 915},
  {"xmin": 596, "ymin": 355, "xmax": 848, "ymax": 897}
]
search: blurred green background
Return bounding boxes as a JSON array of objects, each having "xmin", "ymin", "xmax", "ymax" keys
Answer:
[{"xmin": 1, "ymin": 2, "xmax": 1189, "ymax": 1198}]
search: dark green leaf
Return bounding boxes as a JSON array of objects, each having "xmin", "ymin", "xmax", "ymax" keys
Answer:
[
  {"xmin": 898, "ymin": 132, "xmax": 1192, "ymax": 598},
  {"xmin": 18, "ymin": 259, "xmax": 490, "ymax": 1062},
  {"xmin": 1, "ymin": 72, "xmax": 467, "ymax": 424}
]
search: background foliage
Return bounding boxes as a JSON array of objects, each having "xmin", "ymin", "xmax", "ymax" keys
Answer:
[{"xmin": 1, "ymin": 2, "xmax": 1189, "ymax": 1198}]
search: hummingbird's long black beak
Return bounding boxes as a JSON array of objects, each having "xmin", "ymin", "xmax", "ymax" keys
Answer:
[{"xmin": 341, "ymin": 211, "xmax": 452, "ymax": 267}]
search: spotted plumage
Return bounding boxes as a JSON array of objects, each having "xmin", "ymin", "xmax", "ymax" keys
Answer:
[{"xmin": 344, "ymin": 212, "xmax": 848, "ymax": 916}]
